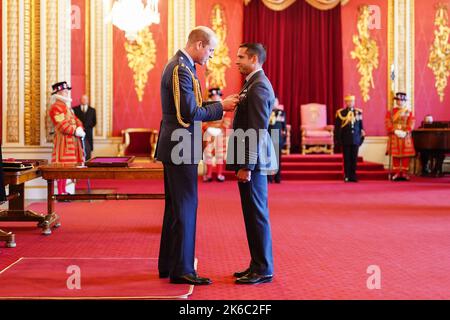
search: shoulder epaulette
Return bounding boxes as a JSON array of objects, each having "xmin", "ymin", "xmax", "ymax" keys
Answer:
[{"xmin": 172, "ymin": 62, "xmax": 203, "ymax": 128}]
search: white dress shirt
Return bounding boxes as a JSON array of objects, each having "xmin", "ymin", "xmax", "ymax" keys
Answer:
[{"xmin": 245, "ymin": 68, "xmax": 263, "ymax": 83}]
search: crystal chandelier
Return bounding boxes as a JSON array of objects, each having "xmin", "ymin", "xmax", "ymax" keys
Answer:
[{"xmin": 109, "ymin": 0, "xmax": 160, "ymax": 41}]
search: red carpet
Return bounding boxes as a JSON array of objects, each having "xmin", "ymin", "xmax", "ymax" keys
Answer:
[
  {"xmin": 224, "ymin": 154, "xmax": 388, "ymax": 180},
  {"xmin": 0, "ymin": 258, "xmax": 192, "ymax": 299},
  {"xmin": 1, "ymin": 177, "xmax": 450, "ymax": 299}
]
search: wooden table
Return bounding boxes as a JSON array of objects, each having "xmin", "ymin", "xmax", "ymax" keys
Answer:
[
  {"xmin": 39, "ymin": 162, "xmax": 164, "ymax": 231},
  {"xmin": 0, "ymin": 162, "xmax": 53, "ymax": 247}
]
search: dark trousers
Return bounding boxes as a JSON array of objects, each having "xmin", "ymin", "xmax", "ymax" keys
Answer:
[
  {"xmin": 83, "ymin": 140, "xmax": 92, "ymax": 161},
  {"xmin": 420, "ymin": 150, "xmax": 445, "ymax": 175},
  {"xmin": 158, "ymin": 164, "xmax": 198, "ymax": 277},
  {"xmin": 343, "ymin": 145, "xmax": 359, "ymax": 180},
  {"xmin": 238, "ymin": 170, "xmax": 274, "ymax": 275}
]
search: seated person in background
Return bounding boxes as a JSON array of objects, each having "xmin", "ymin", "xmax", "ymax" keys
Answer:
[
  {"xmin": 422, "ymin": 114, "xmax": 434, "ymax": 127},
  {"xmin": 202, "ymin": 88, "xmax": 231, "ymax": 182},
  {"xmin": 268, "ymin": 98, "xmax": 286, "ymax": 183},
  {"xmin": 419, "ymin": 114, "xmax": 445, "ymax": 177}
]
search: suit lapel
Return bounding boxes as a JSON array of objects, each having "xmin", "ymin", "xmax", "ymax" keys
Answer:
[
  {"xmin": 239, "ymin": 70, "xmax": 263, "ymax": 94},
  {"xmin": 80, "ymin": 108, "xmax": 86, "ymax": 122}
]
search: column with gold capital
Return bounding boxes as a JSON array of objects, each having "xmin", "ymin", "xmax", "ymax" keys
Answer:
[
  {"xmin": 89, "ymin": 0, "xmax": 113, "ymax": 138},
  {"xmin": 2, "ymin": 0, "xmax": 71, "ymax": 154},
  {"xmin": 388, "ymin": 0, "xmax": 415, "ymax": 111},
  {"xmin": 168, "ymin": 0, "xmax": 196, "ymax": 59}
]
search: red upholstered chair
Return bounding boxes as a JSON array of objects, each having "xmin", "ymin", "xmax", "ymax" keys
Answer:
[
  {"xmin": 300, "ymin": 103, "xmax": 334, "ymax": 155},
  {"xmin": 118, "ymin": 128, "xmax": 158, "ymax": 159}
]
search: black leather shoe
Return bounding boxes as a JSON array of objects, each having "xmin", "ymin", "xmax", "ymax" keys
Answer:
[
  {"xmin": 233, "ymin": 268, "xmax": 251, "ymax": 278},
  {"xmin": 235, "ymin": 273, "xmax": 273, "ymax": 285},
  {"xmin": 170, "ymin": 273, "xmax": 212, "ymax": 285}
]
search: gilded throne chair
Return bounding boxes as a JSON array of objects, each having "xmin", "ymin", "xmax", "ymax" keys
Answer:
[
  {"xmin": 282, "ymin": 124, "xmax": 291, "ymax": 155},
  {"xmin": 118, "ymin": 128, "xmax": 159, "ymax": 160},
  {"xmin": 300, "ymin": 103, "xmax": 334, "ymax": 155}
]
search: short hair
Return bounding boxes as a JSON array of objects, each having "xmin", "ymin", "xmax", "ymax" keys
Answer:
[
  {"xmin": 187, "ymin": 26, "xmax": 217, "ymax": 46},
  {"xmin": 239, "ymin": 43, "xmax": 267, "ymax": 65}
]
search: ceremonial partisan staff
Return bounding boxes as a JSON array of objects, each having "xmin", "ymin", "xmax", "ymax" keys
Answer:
[
  {"xmin": 388, "ymin": 64, "xmax": 395, "ymax": 181},
  {"xmin": 81, "ymin": 136, "xmax": 92, "ymax": 195}
]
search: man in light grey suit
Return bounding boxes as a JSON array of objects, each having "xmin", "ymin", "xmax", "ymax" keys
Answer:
[{"xmin": 226, "ymin": 43, "xmax": 276, "ymax": 284}]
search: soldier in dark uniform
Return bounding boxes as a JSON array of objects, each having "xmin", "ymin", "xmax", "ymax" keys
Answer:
[
  {"xmin": 155, "ymin": 26, "xmax": 239, "ymax": 285},
  {"xmin": 268, "ymin": 98, "xmax": 286, "ymax": 183},
  {"xmin": 334, "ymin": 95, "xmax": 365, "ymax": 182}
]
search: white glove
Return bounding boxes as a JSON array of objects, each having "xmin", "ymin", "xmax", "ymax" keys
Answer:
[
  {"xmin": 75, "ymin": 127, "xmax": 86, "ymax": 139},
  {"xmin": 206, "ymin": 127, "xmax": 222, "ymax": 137},
  {"xmin": 394, "ymin": 129, "xmax": 407, "ymax": 138}
]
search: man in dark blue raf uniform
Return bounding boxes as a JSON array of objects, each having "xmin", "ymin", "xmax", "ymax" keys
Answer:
[
  {"xmin": 226, "ymin": 43, "xmax": 276, "ymax": 285},
  {"xmin": 155, "ymin": 26, "xmax": 239, "ymax": 285},
  {"xmin": 334, "ymin": 95, "xmax": 365, "ymax": 182}
]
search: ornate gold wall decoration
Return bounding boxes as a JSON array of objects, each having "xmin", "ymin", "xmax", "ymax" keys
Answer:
[
  {"xmin": 351, "ymin": 5, "xmax": 379, "ymax": 102},
  {"xmin": 428, "ymin": 4, "xmax": 450, "ymax": 102},
  {"xmin": 24, "ymin": 0, "xmax": 41, "ymax": 145},
  {"xmin": 206, "ymin": 4, "xmax": 231, "ymax": 90},
  {"xmin": 124, "ymin": 28, "xmax": 157, "ymax": 102},
  {"xmin": 6, "ymin": 0, "xmax": 20, "ymax": 143}
]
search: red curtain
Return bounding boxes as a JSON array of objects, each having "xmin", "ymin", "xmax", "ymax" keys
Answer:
[{"xmin": 244, "ymin": 0, "xmax": 343, "ymax": 152}]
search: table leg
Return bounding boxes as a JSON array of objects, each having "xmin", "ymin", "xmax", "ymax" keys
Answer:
[
  {"xmin": 7, "ymin": 183, "xmax": 54, "ymax": 226},
  {"xmin": 1, "ymin": 181, "xmax": 57, "ymax": 242},
  {"xmin": 47, "ymin": 179, "xmax": 54, "ymax": 217},
  {"xmin": 0, "ymin": 228, "xmax": 16, "ymax": 248},
  {"xmin": 8, "ymin": 183, "xmax": 25, "ymax": 211},
  {"xmin": 40, "ymin": 179, "xmax": 60, "ymax": 235}
]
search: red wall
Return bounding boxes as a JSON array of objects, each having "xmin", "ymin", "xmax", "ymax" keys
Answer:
[
  {"xmin": 195, "ymin": 0, "xmax": 244, "ymax": 99},
  {"xmin": 342, "ymin": 0, "xmax": 388, "ymax": 136},
  {"xmin": 71, "ymin": 0, "xmax": 86, "ymax": 105},
  {"xmin": 112, "ymin": 1, "xmax": 168, "ymax": 136},
  {"xmin": 70, "ymin": 1, "xmax": 450, "ymax": 138},
  {"xmin": 415, "ymin": 0, "xmax": 450, "ymax": 125}
]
